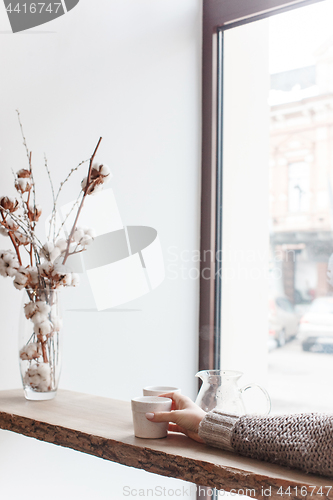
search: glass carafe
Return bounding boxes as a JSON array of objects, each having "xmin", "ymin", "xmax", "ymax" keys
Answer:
[{"xmin": 195, "ymin": 370, "xmax": 271, "ymax": 414}]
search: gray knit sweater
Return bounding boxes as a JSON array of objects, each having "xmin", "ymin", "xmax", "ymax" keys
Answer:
[{"xmin": 198, "ymin": 410, "xmax": 333, "ymax": 477}]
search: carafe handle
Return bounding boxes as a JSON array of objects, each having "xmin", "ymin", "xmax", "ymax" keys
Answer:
[{"xmin": 240, "ymin": 383, "xmax": 271, "ymax": 415}]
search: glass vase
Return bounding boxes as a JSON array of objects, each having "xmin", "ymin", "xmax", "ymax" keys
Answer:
[{"xmin": 18, "ymin": 288, "xmax": 62, "ymax": 400}]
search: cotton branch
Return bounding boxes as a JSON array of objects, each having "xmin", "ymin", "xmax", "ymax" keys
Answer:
[
  {"xmin": 62, "ymin": 137, "xmax": 102, "ymax": 264},
  {"xmin": 0, "ymin": 212, "xmax": 22, "ymax": 266},
  {"xmin": 16, "ymin": 110, "xmax": 36, "ymax": 210}
]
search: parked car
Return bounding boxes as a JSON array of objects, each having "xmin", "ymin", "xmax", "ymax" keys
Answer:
[
  {"xmin": 298, "ymin": 297, "xmax": 333, "ymax": 353},
  {"xmin": 268, "ymin": 296, "xmax": 300, "ymax": 347}
]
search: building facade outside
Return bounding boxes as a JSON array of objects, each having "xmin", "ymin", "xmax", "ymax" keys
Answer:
[{"xmin": 269, "ymin": 37, "xmax": 333, "ymax": 304}]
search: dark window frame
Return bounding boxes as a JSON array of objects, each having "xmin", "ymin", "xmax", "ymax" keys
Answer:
[{"xmin": 199, "ymin": 0, "xmax": 325, "ymax": 371}]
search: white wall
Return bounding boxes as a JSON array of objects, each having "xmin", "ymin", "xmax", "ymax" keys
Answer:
[{"xmin": 0, "ymin": 1, "xmax": 202, "ymax": 498}]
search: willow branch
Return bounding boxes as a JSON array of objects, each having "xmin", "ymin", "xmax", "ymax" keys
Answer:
[
  {"xmin": 54, "ymin": 158, "xmax": 89, "ymax": 205},
  {"xmin": 48, "ymin": 158, "xmax": 89, "ymax": 243},
  {"xmin": 55, "ymin": 191, "xmax": 83, "ymax": 240}
]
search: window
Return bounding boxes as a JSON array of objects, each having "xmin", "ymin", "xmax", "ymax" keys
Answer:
[{"xmin": 200, "ymin": 0, "xmax": 333, "ymax": 414}]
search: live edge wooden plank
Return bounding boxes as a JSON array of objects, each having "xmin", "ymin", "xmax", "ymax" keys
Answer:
[{"xmin": 0, "ymin": 390, "xmax": 332, "ymax": 500}]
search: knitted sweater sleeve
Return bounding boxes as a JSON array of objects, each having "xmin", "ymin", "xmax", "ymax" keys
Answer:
[{"xmin": 198, "ymin": 410, "xmax": 333, "ymax": 478}]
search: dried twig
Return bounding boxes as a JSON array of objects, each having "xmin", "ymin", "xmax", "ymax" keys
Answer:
[
  {"xmin": 44, "ymin": 154, "xmax": 57, "ymax": 241},
  {"xmin": 44, "ymin": 155, "xmax": 55, "ymax": 205},
  {"xmin": 16, "ymin": 110, "xmax": 36, "ymax": 211},
  {"xmin": 55, "ymin": 191, "xmax": 83, "ymax": 240},
  {"xmin": 54, "ymin": 158, "xmax": 89, "ymax": 204},
  {"xmin": 48, "ymin": 158, "xmax": 89, "ymax": 243}
]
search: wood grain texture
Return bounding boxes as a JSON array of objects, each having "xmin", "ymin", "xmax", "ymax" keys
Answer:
[{"xmin": 0, "ymin": 389, "xmax": 332, "ymax": 499}]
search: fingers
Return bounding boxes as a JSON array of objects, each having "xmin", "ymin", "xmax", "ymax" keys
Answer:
[
  {"xmin": 145, "ymin": 410, "xmax": 179, "ymax": 423},
  {"xmin": 168, "ymin": 423, "xmax": 204, "ymax": 443},
  {"xmin": 168, "ymin": 423, "xmax": 186, "ymax": 434},
  {"xmin": 145, "ymin": 413, "xmax": 187, "ymax": 436},
  {"xmin": 158, "ymin": 392, "xmax": 193, "ymax": 407},
  {"xmin": 158, "ymin": 391, "xmax": 180, "ymax": 401},
  {"xmin": 157, "ymin": 394, "xmax": 176, "ymax": 411},
  {"xmin": 168, "ymin": 423, "xmax": 181, "ymax": 432}
]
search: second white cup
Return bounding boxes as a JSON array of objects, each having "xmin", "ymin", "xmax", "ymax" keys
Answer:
[{"xmin": 143, "ymin": 386, "xmax": 181, "ymax": 396}]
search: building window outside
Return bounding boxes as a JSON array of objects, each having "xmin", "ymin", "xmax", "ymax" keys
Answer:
[{"xmin": 288, "ymin": 162, "xmax": 310, "ymax": 213}]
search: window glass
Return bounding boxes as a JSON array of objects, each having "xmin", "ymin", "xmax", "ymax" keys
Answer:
[{"xmin": 222, "ymin": 0, "xmax": 333, "ymax": 413}]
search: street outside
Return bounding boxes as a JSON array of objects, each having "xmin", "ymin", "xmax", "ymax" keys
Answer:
[{"xmin": 267, "ymin": 337, "xmax": 333, "ymax": 414}]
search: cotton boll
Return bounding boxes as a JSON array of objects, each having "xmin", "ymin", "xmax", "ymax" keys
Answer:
[
  {"xmin": 38, "ymin": 380, "xmax": 50, "ymax": 392},
  {"xmin": 37, "ymin": 363, "xmax": 51, "ymax": 379},
  {"xmin": 61, "ymin": 273, "xmax": 72, "ymax": 287},
  {"xmin": 1, "ymin": 249, "xmax": 18, "ymax": 260},
  {"xmin": 13, "ymin": 280, "xmax": 26, "ymax": 290},
  {"xmin": 35, "ymin": 301, "xmax": 51, "ymax": 316},
  {"xmin": 35, "ymin": 320, "xmax": 53, "ymax": 336},
  {"xmin": 55, "ymin": 239, "xmax": 67, "ymax": 252},
  {"xmin": 0, "ymin": 261, "xmax": 7, "ymax": 277},
  {"xmin": 16, "ymin": 267, "xmax": 29, "ymax": 279},
  {"xmin": 0, "ymin": 196, "xmax": 19, "ymax": 213},
  {"xmin": 91, "ymin": 163, "xmax": 111, "ymax": 185},
  {"xmin": 15, "ymin": 232, "xmax": 30, "ymax": 246},
  {"xmin": 43, "ymin": 242, "xmax": 54, "ymax": 253},
  {"xmin": 52, "ymin": 263, "xmax": 68, "ymax": 277},
  {"xmin": 80, "ymin": 235, "xmax": 93, "ymax": 246},
  {"xmin": 73, "ymin": 228, "xmax": 85, "ymax": 243},
  {"xmin": 82, "ymin": 163, "xmax": 110, "ymax": 195},
  {"xmin": 6, "ymin": 262, "xmax": 19, "ymax": 277},
  {"xmin": 24, "ymin": 301, "xmax": 37, "ymax": 319},
  {"xmin": 19, "ymin": 342, "xmax": 41, "ymax": 360},
  {"xmin": 73, "ymin": 227, "xmax": 95, "ymax": 246},
  {"xmin": 6, "ymin": 266, "xmax": 17, "ymax": 277},
  {"xmin": 31, "ymin": 312, "xmax": 48, "ymax": 325},
  {"xmin": 41, "ymin": 241, "xmax": 55, "ymax": 260},
  {"xmin": 16, "ymin": 169, "xmax": 31, "ymax": 178},
  {"xmin": 15, "ymin": 177, "xmax": 32, "ymax": 193},
  {"xmin": 89, "ymin": 184, "xmax": 103, "ymax": 195},
  {"xmin": 0, "ymin": 250, "xmax": 20, "ymax": 277},
  {"xmin": 23, "ymin": 363, "xmax": 51, "ymax": 392},
  {"xmin": 39, "ymin": 261, "xmax": 54, "ymax": 276},
  {"xmin": 6, "ymin": 217, "xmax": 19, "ymax": 231},
  {"xmin": 49, "ymin": 247, "xmax": 61, "ymax": 262},
  {"xmin": 28, "ymin": 204, "xmax": 42, "ymax": 222},
  {"xmin": 13, "ymin": 268, "xmax": 29, "ymax": 290},
  {"xmin": 101, "ymin": 176, "xmax": 110, "ymax": 186},
  {"xmin": 99, "ymin": 164, "xmax": 111, "ymax": 177}
]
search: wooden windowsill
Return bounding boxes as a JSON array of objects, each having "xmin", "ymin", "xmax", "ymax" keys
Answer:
[{"xmin": 0, "ymin": 389, "xmax": 331, "ymax": 500}]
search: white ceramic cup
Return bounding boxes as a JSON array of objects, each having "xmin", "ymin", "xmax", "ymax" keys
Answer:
[
  {"xmin": 131, "ymin": 396, "xmax": 172, "ymax": 438},
  {"xmin": 143, "ymin": 386, "xmax": 181, "ymax": 396}
]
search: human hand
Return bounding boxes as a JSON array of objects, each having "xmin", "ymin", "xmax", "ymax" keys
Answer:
[{"xmin": 145, "ymin": 392, "xmax": 206, "ymax": 443}]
